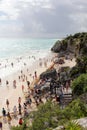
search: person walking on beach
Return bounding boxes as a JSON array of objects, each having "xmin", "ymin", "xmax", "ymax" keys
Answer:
[
  {"xmin": 27, "ymin": 81, "xmax": 30, "ymax": 88},
  {"xmin": 18, "ymin": 97, "xmax": 21, "ymax": 104},
  {"xmin": 19, "ymin": 118, "xmax": 23, "ymax": 125},
  {"xmin": 0, "ymin": 78, "xmax": 2, "ymax": 85},
  {"xmin": 6, "ymin": 80, "xmax": 9, "ymax": 88},
  {"xmin": 0, "ymin": 121, "xmax": 2, "ymax": 130},
  {"xmin": 6, "ymin": 99, "xmax": 9, "ymax": 108},
  {"xmin": 34, "ymin": 71, "xmax": 37, "ymax": 79},
  {"xmin": 13, "ymin": 105, "xmax": 17, "ymax": 118},
  {"xmin": 18, "ymin": 103, "xmax": 22, "ymax": 115},
  {"xmin": 22, "ymin": 85, "xmax": 24, "ymax": 92},
  {"xmin": 7, "ymin": 112, "xmax": 12, "ymax": 128},
  {"xmin": 2, "ymin": 108, "xmax": 6, "ymax": 117},
  {"xmin": 2, "ymin": 108, "xmax": 6, "ymax": 123},
  {"xmin": 18, "ymin": 76, "xmax": 21, "ymax": 81},
  {"xmin": 13, "ymin": 80, "xmax": 16, "ymax": 88}
]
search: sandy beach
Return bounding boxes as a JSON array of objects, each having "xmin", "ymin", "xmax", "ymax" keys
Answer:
[
  {"xmin": 0, "ymin": 52, "xmax": 76, "ymax": 130},
  {"xmin": 0, "ymin": 52, "xmax": 55, "ymax": 116}
]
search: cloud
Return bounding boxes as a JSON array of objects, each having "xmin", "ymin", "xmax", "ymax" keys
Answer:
[{"xmin": 0, "ymin": 0, "xmax": 87, "ymax": 38}]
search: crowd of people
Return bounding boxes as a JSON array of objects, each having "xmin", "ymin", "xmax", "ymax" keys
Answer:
[
  {"xmin": 0, "ymin": 54, "xmax": 73, "ymax": 129},
  {"xmin": 0, "ymin": 56, "xmax": 53, "ymax": 129}
]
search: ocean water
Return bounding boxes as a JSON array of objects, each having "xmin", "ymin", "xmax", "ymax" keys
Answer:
[
  {"xmin": 0, "ymin": 38, "xmax": 57, "ymax": 79},
  {"xmin": 0, "ymin": 38, "xmax": 58, "ymax": 115},
  {"xmin": 0, "ymin": 38, "xmax": 57, "ymax": 59}
]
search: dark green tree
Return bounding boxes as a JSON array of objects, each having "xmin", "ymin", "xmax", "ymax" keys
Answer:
[{"xmin": 71, "ymin": 74, "xmax": 87, "ymax": 96}]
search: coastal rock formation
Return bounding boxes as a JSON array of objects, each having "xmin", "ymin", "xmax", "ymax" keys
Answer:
[
  {"xmin": 51, "ymin": 32, "xmax": 87, "ymax": 79},
  {"xmin": 40, "ymin": 68, "xmax": 57, "ymax": 79},
  {"xmin": 51, "ymin": 32, "xmax": 87, "ymax": 58}
]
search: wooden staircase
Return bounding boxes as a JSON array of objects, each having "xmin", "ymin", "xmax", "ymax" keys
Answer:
[{"xmin": 62, "ymin": 93, "xmax": 73, "ymax": 106}]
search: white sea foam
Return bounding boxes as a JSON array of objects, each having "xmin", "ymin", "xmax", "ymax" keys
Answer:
[
  {"xmin": 0, "ymin": 38, "xmax": 57, "ymax": 86},
  {"xmin": 0, "ymin": 50, "xmax": 52, "ymax": 80}
]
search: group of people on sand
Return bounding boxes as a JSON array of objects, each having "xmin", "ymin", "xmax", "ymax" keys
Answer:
[
  {"xmin": 0, "ymin": 56, "xmax": 54, "ymax": 129},
  {"xmin": 0, "ymin": 70, "xmax": 37, "ymax": 128},
  {"xmin": 1, "ymin": 96, "xmax": 23, "ymax": 127}
]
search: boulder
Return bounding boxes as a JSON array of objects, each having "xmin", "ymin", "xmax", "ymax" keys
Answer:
[
  {"xmin": 51, "ymin": 41, "xmax": 62, "ymax": 52},
  {"xmin": 40, "ymin": 68, "xmax": 57, "ymax": 79},
  {"xmin": 53, "ymin": 126, "xmax": 65, "ymax": 130},
  {"xmin": 53, "ymin": 58, "xmax": 65, "ymax": 64},
  {"xmin": 59, "ymin": 72, "xmax": 69, "ymax": 83},
  {"xmin": 51, "ymin": 33, "xmax": 87, "ymax": 58}
]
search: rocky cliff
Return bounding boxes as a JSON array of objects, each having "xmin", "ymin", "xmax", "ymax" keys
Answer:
[{"xmin": 51, "ymin": 32, "xmax": 87, "ymax": 58}]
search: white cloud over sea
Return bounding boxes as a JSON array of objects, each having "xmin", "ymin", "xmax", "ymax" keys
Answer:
[{"xmin": 0, "ymin": 0, "xmax": 87, "ymax": 38}]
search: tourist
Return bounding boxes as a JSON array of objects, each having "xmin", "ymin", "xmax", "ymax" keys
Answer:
[
  {"xmin": 2, "ymin": 108, "xmax": 6, "ymax": 123},
  {"xmin": 2, "ymin": 108, "xmax": 6, "ymax": 117},
  {"xmin": 34, "ymin": 71, "xmax": 37, "ymax": 79},
  {"xmin": 6, "ymin": 80, "xmax": 9, "ymax": 87},
  {"xmin": 11, "ymin": 62, "xmax": 14, "ymax": 67},
  {"xmin": 22, "ymin": 85, "xmax": 24, "ymax": 92},
  {"xmin": 19, "ymin": 118, "xmax": 23, "ymax": 125},
  {"xmin": 18, "ymin": 97, "xmax": 21, "ymax": 104},
  {"xmin": 24, "ymin": 108, "xmax": 29, "ymax": 118},
  {"xmin": 0, "ymin": 121, "xmax": 2, "ymax": 130},
  {"xmin": 13, "ymin": 80, "xmax": 17, "ymax": 88},
  {"xmin": 18, "ymin": 103, "xmax": 22, "ymax": 115},
  {"xmin": 39, "ymin": 97, "xmax": 43, "ymax": 104},
  {"xmin": 6, "ymin": 99, "xmax": 9, "ymax": 108},
  {"xmin": 26, "ymin": 95, "xmax": 32, "ymax": 108},
  {"xmin": 27, "ymin": 81, "xmax": 30, "ymax": 87},
  {"xmin": 13, "ymin": 105, "xmax": 17, "ymax": 118},
  {"xmin": 21, "ymin": 70, "xmax": 23, "ymax": 74},
  {"xmin": 18, "ymin": 76, "xmax": 21, "ymax": 81},
  {"xmin": 7, "ymin": 112, "xmax": 12, "ymax": 125},
  {"xmin": 23, "ymin": 103, "xmax": 27, "ymax": 110},
  {"xmin": 0, "ymin": 78, "xmax": 2, "ymax": 85}
]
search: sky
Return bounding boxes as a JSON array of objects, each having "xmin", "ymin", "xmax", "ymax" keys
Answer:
[{"xmin": 0, "ymin": 0, "xmax": 87, "ymax": 38}]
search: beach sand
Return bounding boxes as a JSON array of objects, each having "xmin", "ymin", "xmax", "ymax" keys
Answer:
[
  {"xmin": 0, "ymin": 52, "xmax": 55, "ymax": 115},
  {"xmin": 0, "ymin": 53, "xmax": 76, "ymax": 130}
]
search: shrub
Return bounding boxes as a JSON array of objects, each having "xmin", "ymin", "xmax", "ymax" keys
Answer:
[
  {"xmin": 64, "ymin": 121, "xmax": 83, "ymax": 130},
  {"xmin": 71, "ymin": 74, "xmax": 87, "ymax": 96}
]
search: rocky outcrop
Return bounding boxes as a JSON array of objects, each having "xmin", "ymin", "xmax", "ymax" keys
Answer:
[
  {"xmin": 53, "ymin": 117, "xmax": 87, "ymax": 130},
  {"xmin": 40, "ymin": 68, "xmax": 57, "ymax": 79},
  {"xmin": 53, "ymin": 126, "xmax": 64, "ymax": 130},
  {"xmin": 51, "ymin": 32, "xmax": 87, "ymax": 58}
]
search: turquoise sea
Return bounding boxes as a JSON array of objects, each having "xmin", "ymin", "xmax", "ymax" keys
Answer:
[
  {"xmin": 0, "ymin": 38, "xmax": 57, "ymax": 59},
  {"xmin": 0, "ymin": 38, "xmax": 58, "ymax": 115},
  {"xmin": 0, "ymin": 38, "xmax": 58, "ymax": 78}
]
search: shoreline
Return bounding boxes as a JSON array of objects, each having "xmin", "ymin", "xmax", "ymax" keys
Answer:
[
  {"xmin": 0, "ymin": 51, "xmax": 76, "ymax": 130},
  {"xmin": 0, "ymin": 51, "xmax": 55, "ymax": 116}
]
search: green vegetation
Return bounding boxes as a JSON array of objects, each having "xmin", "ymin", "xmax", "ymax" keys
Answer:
[
  {"xmin": 71, "ymin": 74, "xmax": 87, "ymax": 96},
  {"xmin": 11, "ymin": 99, "xmax": 87, "ymax": 130},
  {"xmin": 11, "ymin": 32, "xmax": 87, "ymax": 130},
  {"xmin": 64, "ymin": 121, "xmax": 83, "ymax": 130}
]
